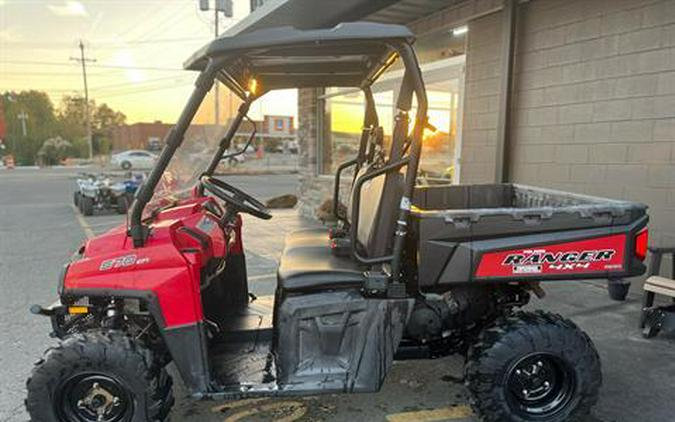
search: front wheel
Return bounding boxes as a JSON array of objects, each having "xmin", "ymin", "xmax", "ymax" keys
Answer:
[
  {"xmin": 465, "ymin": 311, "xmax": 601, "ymax": 422},
  {"xmin": 26, "ymin": 331, "xmax": 174, "ymax": 422}
]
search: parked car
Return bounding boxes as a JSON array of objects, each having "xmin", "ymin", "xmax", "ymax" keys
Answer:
[
  {"xmin": 221, "ymin": 150, "xmax": 246, "ymax": 167},
  {"xmin": 110, "ymin": 150, "xmax": 157, "ymax": 170}
]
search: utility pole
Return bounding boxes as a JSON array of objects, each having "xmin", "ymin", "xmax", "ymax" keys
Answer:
[
  {"xmin": 199, "ymin": 0, "xmax": 233, "ymax": 125},
  {"xmin": 17, "ymin": 111, "xmax": 28, "ymax": 137},
  {"xmin": 214, "ymin": 6, "xmax": 220, "ymax": 125},
  {"xmin": 70, "ymin": 40, "xmax": 96, "ymax": 159}
]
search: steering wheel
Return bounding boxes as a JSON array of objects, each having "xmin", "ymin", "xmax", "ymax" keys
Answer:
[{"xmin": 200, "ymin": 175, "xmax": 272, "ymax": 220}]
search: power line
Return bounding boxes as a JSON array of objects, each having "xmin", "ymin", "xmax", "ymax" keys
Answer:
[
  {"xmin": 92, "ymin": 79, "xmax": 194, "ymax": 96},
  {"xmin": 0, "ymin": 60, "xmax": 183, "ymax": 72},
  {"xmin": 120, "ymin": 36, "xmax": 207, "ymax": 45},
  {"xmin": 0, "ymin": 70, "xmax": 117, "ymax": 77},
  {"xmin": 0, "ymin": 79, "xmax": 194, "ymax": 100},
  {"xmin": 128, "ymin": 2, "xmax": 195, "ymax": 43},
  {"xmin": 0, "ymin": 87, "xmax": 81, "ymax": 93},
  {"xmin": 3, "ymin": 37, "xmax": 208, "ymax": 48},
  {"xmin": 93, "ymin": 82, "xmax": 193, "ymax": 99},
  {"xmin": 90, "ymin": 74, "xmax": 193, "ymax": 91}
]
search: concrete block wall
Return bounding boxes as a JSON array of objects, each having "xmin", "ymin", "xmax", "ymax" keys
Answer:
[
  {"xmin": 462, "ymin": 0, "xmax": 675, "ymax": 254},
  {"xmin": 512, "ymin": 0, "xmax": 675, "ymax": 250},
  {"xmin": 461, "ymin": 11, "xmax": 503, "ymax": 183}
]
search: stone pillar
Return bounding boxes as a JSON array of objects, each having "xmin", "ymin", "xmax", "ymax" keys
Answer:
[{"xmin": 296, "ymin": 88, "xmax": 321, "ymax": 217}]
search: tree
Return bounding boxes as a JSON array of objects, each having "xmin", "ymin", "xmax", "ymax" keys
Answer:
[
  {"xmin": 1, "ymin": 91, "xmax": 59, "ymax": 165},
  {"xmin": 93, "ymin": 103, "xmax": 126, "ymax": 137},
  {"xmin": 57, "ymin": 95, "xmax": 89, "ymax": 142},
  {"xmin": 93, "ymin": 103, "xmax": 126, "ymax": 155},
  {"xmin": 58, "ymin": 95, "xmax": 126, "ymax": 156},
  {"xmin": 0, "ymin": 91, "xmax": 127, "ymax": 164}
]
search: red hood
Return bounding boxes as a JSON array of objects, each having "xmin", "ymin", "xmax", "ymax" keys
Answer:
[{"xmin": 62, "ymin": 196, "xmax": 229, "ymax": 327}]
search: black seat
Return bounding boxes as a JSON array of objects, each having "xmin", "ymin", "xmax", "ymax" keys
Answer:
[
  {"xmin": 277, "ymin": 229, "xmax": 365, "ymax": 292},
  {"xmin": 277, "ymin": 106, "xmax": 407, "ymax": 293},
  {"xmin": 282, "ymin": 228, "xmax": 329, "ymax": 250},
  {"xmin": 277, "ymin": 168, "xmax": 401, "ymax": 293}
]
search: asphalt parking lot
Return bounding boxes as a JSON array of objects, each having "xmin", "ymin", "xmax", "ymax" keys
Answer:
[{"xmin": 1, "ymin": 167, "xmax": 675, "ymax": 422}]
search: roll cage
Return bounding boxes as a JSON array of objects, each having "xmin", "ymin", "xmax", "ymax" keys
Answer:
[{"xmin": 128, "ymin": 22, "xmax": 428, "ymax": 281}]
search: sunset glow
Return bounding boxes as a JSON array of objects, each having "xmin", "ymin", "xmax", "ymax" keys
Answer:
[{"xmin": 0, "ymin": 0, "xmax": 297, "ymax": 123}]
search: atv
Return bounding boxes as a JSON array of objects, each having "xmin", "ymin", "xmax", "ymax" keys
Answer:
[
  {"xmin": 28, "ymin": 23, "xmax": 649, "ymax": 422},
  {"xmin": 73, "ymin": 173, "xmax": 144, "ymax": 216}
]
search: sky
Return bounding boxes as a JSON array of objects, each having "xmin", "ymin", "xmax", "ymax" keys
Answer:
[{"xmin": 0, "ymin": 0, "xmax": 297, "ymax": 123}]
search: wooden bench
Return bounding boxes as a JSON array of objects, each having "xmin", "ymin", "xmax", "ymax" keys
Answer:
[
  {"xmin": 644, "ymin": 275, "xmax": 675, "ymax": 298},
  {"xmin": 641, "ymin": 246, "xmax": 675, "ymax": 338}
]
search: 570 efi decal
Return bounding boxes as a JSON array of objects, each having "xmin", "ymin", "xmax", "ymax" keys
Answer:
[{"xmin": 475, "ymin": 234, "xmax": 627, "ymax": 277}]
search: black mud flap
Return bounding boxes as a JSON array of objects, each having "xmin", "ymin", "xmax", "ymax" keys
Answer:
[
  {"xmin": 163, "ymin": 322, "xmax": 211, "ymax": 394},
  {"xmin": 276, "ymin": 290, "xmax": 413, "ymax": 393}
]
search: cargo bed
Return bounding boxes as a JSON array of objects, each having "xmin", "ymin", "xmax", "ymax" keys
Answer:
[{"xmin": 411, "ymin": 184, "xmax": 648, "ymax": 286}]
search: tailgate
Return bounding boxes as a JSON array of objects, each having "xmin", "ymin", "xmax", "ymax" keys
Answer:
[{"xmin": 473, "ymin": 221, "xmax": 648, "ymax": 281}]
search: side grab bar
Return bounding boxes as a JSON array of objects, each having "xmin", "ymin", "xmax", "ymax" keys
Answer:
[
  {"xmin": 333, "ymin": 158, "xmax": 359, "ymax": 222},
  {"xmin": 350, "ymin": 157, "xmax": 409, "ymax": 265}
]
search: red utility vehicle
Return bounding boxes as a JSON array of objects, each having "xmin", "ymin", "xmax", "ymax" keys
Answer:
[{"xmin": 27, "ymin": 23, "xmax": 648, "ymax": 422}]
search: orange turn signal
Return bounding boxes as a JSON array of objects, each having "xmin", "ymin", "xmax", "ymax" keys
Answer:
[{"xmin": 68, "ymin": 306, "xmax": 89, "ymax": 315}]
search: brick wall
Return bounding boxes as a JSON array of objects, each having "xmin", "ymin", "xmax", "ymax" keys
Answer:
[{"xmin": 111, "ymin": 122, "xmax": 172, "ymax": 151}]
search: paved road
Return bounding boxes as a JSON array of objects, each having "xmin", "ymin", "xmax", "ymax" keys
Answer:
[
  {"xmin": 1, "ymin": 167, "xmax": 675, "ymax": 422},
  {"xmin": 0, "ymin": 168, "xmax": 300, "ymax": 422}
]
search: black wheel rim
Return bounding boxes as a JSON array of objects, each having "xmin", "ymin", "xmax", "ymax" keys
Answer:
[
  {"xmin": 505, "ymin": 353, "xmax": 576, "ymax": 418},
  {"xmin": 56, "ymin": 373, "xmax": 133, "ymax": 422}
]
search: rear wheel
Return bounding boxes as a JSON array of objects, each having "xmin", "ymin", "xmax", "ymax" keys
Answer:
[
  {"xmin": 465, "ymin": 311, "xmax": 601, "ymax": 422},
  {"xmin": 121, "ymin": 161, "xmax": 132, "ymax": 170},
  {"xmin": 26, "ymin": 331, "xmax": 173, "ymax": 422},
  {"xmin": 80, "ymin": 195, "xmax": 94, "ymax": 216}
]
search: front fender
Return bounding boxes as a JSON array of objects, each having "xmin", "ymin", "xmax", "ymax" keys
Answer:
[{"xmin": 57, "ymin": 288, "xmax": 211, "ymax": 394}]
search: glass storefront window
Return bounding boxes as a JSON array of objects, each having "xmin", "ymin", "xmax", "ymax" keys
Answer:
[
  {"xmin": 409, "ymin": 78, "xmax": 462, "ymax": 182},
  {"xmin": 320, "ymin": 88, "xmax": 393, "ymax": 175},
  {"xmin": 319, "ymin": 25, "xmax": 466, "ymax": 183},
  {"xmin": 321, "ymin": 89, "xmax": 363, "ymax": 175}
]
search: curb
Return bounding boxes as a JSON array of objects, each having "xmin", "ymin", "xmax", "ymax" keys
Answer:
[{"xmin": 213, "ymin": 169, "xmax": 299, "ymax": 176}]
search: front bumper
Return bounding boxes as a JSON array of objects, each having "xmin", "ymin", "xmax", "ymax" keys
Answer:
[{"xmin": 30, "ymin": 299, "xmax": 68, "ymax": 338}]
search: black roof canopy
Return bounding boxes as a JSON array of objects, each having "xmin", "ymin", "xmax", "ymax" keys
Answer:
[{"xmin": 184, "ymin": 22, "xmax": 414, "ymax": 97}]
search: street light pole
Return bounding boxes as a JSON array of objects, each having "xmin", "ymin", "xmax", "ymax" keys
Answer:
[
  {"xmin": 199, "ymin": 0, "xmax": 233, "ymax": 125},
  {"xmin": 214, "ymin": 6, "xmax": 220, "ymax": 125},
  {"xmin": 70, "ymin": 40, "xmax": 96, "ymax": 160},
  {"xmin": 17, "ymin": 111, "xmax": 28, "ymax": 137}
]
